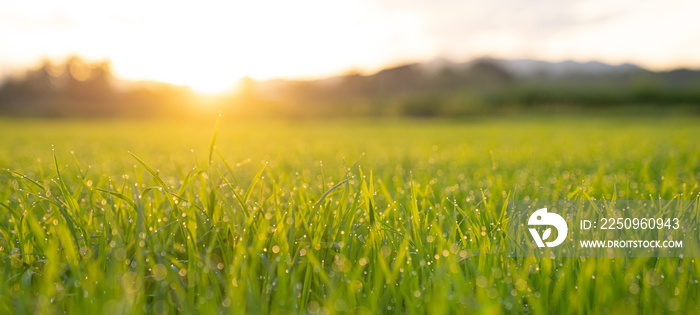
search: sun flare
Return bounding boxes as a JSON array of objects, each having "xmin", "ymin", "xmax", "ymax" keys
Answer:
[{"xmin": 69, "ymin": 0, "xmax": 388, "ymax": 94}]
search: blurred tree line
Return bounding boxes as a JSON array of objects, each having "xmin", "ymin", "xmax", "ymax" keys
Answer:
[
  {"xmin": 1, "ymin": 56, "xmax": 699, "ymax": 119},
  {"xmin": 0, "ymin": 56, "xmax": 199, "ymax": 118}
]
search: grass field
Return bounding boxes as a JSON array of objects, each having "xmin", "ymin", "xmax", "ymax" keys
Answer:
[{"xmin": 1, "ymin": 116, "xmax": 699, "ymax": 314}]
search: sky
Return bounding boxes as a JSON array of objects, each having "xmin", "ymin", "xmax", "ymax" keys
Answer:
[{"xmin": 1, "ymin": 0, "xmax": 699, "ymax": 93}]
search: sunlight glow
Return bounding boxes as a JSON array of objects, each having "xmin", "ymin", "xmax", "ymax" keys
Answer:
[
  {"xmin": 0, "ymin": 0, "xmax": 434, "ymax": 93},
  {"xmin": 1, "ymin": 0, "xmax": 700, "ymax": 93},
  {"xmin": 78, "ymin": 0, "xmax": 405, "ymax": 94}
]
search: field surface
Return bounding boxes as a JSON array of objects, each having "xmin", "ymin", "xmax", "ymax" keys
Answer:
[{"xmin": 0, "ymin": 116, "xmax": 699, "ymax": 314}]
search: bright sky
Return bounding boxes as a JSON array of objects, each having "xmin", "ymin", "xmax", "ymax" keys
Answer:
[{"xmin": 1, "ymin": 0, "xmax": 699, "ymax": 93}]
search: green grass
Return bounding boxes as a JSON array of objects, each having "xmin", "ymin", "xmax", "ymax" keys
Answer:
[{"xmin": 0, "ymin": 116, "xmax": 699, "ymax": 314}]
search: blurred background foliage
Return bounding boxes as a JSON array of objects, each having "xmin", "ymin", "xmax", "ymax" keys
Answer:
[{"xmin": 1, "ymin": 56, "xmax": 699, "ymax": 119}]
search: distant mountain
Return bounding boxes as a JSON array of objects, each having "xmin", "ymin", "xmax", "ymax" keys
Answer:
[
  {"xmin": 327, "ymin": 57, "xmax": 697, "ymax": 85},
  {"xmin": 417, "ymin": 58, "xmax": 651, "ymax": 79},
  {"xmin": 488, "ymin": 59, "xmax": 649, "ymax": 79},
  {"xmin": 381, "ymin": 57, "xmax": 700, "ymax": 85}
]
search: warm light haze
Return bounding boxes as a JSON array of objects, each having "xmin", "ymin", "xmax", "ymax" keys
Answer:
[
  {"xmin": 1, "ymin": 1, "xmax": 699, "ymax": 314},
  {"xmin": 1, "ymin": 0, "xmax": 700, "ymax": 93}
]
